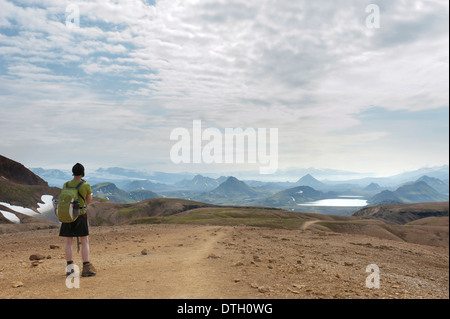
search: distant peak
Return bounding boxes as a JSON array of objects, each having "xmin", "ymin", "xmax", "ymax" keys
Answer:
[
  {"xmin": 299, "ymin": 174, "xmax": 318, "ymax": 180},
  {"xmin": 296, "ymin": 174, "xmax": 324, "ymax": 186}
]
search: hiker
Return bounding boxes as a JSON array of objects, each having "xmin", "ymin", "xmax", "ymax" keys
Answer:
[{"xmin": 59, "ymin": 163, "xmax": 96, "ymax": 277}]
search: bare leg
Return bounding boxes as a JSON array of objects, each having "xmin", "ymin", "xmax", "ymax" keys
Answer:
[
  {"xmin": 80, "ymin": 236, "xmax": 90, "ymax": 263},
  {"xmin": 65, "ymin": 237, "xmax": 74, "ymax": 262},
  {"xmin": 80, "ymin": 236, "xmax": 96, "ymax": 276}
]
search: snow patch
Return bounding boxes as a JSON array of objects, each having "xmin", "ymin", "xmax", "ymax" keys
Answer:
[
  {"xmin": 0, "ymin": 210, "xmax": 21, "ymax": 224},
  {"xmin": 0, "ymin": 202, "xmax": 39, "ymax": 217},
  {"xmin": 37, "ymin": 195, "xmax": 54, "ymax": 215},
  {"xmin": 0, "ymin": 195, "xmax": 54, "ymax": 218}
]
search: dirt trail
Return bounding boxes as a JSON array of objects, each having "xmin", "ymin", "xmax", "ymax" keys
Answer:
[
  {"xmin": 137, "ymin": 226, "xmax": 231, "ymax": 298},
  {"xmin": 0, "ymin": 225, "xmax": 246, "ymax": 299},
  {"xmin": 0, "ymin": 224, "xmax": 448, "ymax": 299},
  {"xmin": 301, "ymin": 220, "xmax": 320, "ymax": 230}
]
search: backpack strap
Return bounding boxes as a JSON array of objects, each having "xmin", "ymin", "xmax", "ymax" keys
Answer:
[
  {"xmin": 65, "ymin": 181, "xmax": 87, "ymax": 210},
  {"xmin": 75, "ymin": 181, "xmax": 86, "ymax": 210},
  {"xmin": 75, "ymin": 181, "xmax": 84, "ymax": 189}
]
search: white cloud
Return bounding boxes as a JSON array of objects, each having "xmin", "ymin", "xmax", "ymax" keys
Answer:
[{"xmin": 0, "ymin": 0, "xmax": 448, "ymax": 175}]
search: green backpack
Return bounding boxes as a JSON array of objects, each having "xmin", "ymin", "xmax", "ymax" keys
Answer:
[{"xmin": 55, "ymin": 181, "xmax": 86, "ymax": 223}]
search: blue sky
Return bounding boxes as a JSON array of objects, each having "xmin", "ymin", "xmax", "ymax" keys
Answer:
[{"xmin": 0, "ymin": 0, "xmax": 448, "ymax": 178}]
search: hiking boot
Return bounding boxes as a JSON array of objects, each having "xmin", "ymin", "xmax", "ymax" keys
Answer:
[
  {"xmin": 66, "ymin": 269, "xmax": 74, "ymax": 276},
  {"xmin": 66, "ymin": 262, "xmax": 77, "ymax": 276},
  {"xmin": 82, "ymin": 262, "xmax": 97, "ymax": 277}
]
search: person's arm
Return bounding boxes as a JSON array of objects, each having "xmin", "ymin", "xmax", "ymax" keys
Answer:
[
  {"xmin": 84, "ymin": 183, "xmax": 93, "ymax": 205},
  {"xmin": 86, "ymin": 193, "xmax": 93, "ymax": 205}
]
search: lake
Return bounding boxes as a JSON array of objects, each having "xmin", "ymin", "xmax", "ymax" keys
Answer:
[{"xmin": 297, "ymin": 196, "xmax": 367, "ymax": 207}]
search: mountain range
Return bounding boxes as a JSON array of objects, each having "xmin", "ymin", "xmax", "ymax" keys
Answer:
[
  {"xmin": 2, "ymin": 154, "xmax": 447, "ymax": 213},
  {"xmin": 29, "ymin": 164, "xmax": 449, "ymax": 188},
  {"xmin": 415, "ymin": 176, "xmax": 449, "ymax": 194},
  {"xmin": 175, "ymin": 175, "xmax": 221, "ymax": 192},
  {"xmin": 81, "ymin": 173, "xmax": 449, "ymax": 214},
  {"xmin": 259, "ymin": 186, "xmax": 327, "ymax": 208},
  {"xmin": 92, "ymin": 183, "xmax": 159, "ymax": 203},
  {"xmin": 1, "ymin": 154, "xmax": 449, "ymax": 249},
  {"xmin": 367, "ymin": 181, "xmax": 449, "ymax": 206},
  {"xmin": 25, "ymin": 161, "xmax": 449, "ymax": 208}
]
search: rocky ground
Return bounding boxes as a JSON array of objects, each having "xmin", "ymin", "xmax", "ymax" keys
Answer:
[{"xmin": 0, "ymin": 223, "xmax": 448, "ymax": 299}]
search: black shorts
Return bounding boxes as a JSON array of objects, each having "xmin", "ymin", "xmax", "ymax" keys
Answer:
[{"xmin": 59, "ymin": 214, "xmax": 89, "ymax": 237}]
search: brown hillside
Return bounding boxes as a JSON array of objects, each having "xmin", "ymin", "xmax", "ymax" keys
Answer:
[
  {"xmin": 87, "ymin": 198, "xmax": 218, "ymax": 226},
  {"xmin": 353, "ymin": 202, "xmax": 449, "ymax": 225},
  {"xmin": 84, "ymin": 197, "xmax": 450, "ymax": 248},
  {"xmin": 0, "ymin": 155, "xmax": 48, "ymax": 186},
  {"xmin": 0, "ymin": 154, "xmax": 60, "ymax": 224}
]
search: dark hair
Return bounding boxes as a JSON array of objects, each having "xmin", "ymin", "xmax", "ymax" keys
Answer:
[{"xmin": 72, "ymin": 163, "xmax": 85, "ymax": 177}]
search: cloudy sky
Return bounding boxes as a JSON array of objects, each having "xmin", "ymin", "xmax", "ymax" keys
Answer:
[{"xmin": 0, "ymin": 0, "xmax": 448, "ymax": 178}]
